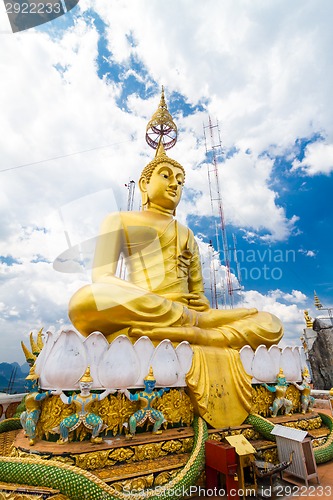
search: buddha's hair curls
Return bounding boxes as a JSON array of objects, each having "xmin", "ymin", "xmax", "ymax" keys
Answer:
[{"xmin": 140, "ymin": 154, "xmax": 186, "ymax": 183}]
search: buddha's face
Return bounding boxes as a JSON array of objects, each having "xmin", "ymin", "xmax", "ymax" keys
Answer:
[{"xmin": 141, "ymin": 162, "xmax": 184, "ymax": 211}]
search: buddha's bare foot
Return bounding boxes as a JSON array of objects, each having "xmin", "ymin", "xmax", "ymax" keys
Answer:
[
  {"xmin": 130, "ymin": 326, "xmax": 201, "ymax": 344},
  {"xmin": 197, "ymin": 307, "xmax": 258, "ymax": 329},
  {"xmin": 129, "ymin": 326, "xmax": 228, "ymax": 347}
]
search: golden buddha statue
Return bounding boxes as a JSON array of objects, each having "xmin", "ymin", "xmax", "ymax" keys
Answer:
[{"xmin": 68, "ymin": 92, "xmax": 283, "ymax": 428}]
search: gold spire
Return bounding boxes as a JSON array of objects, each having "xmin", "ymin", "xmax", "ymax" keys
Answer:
[
  {"xmin": 144, "ymin": 366, "xmax": 156, "ymax": 382},
  {"xmin": 304, "ymin": 310, "xmax": 313, "ymax": 329},
  {"xmin": 146, "ymin": 87, "xmax": 177, "ymax": 150},
  {"xmin": 29, "ymin": 332, "xmax": 41, "ymax": 356},
  {"xmin": 155, "ymin": 137, "xmax": 167, "ymax": 159},
  {"xmin": 302, "ymin": 366, "xmax": 310, "ymax": 378},
  {"xmin": 36, "ymin": 328, "xmax": 44, "ymax": 351},
  {"xmin": 80, "ymin": 366, "xmax": 93, "ymax": 383},
  {"xmin": 314, "ymin": 291, "xmax": 323, "ymax": 310},
  {"xmin": 277, "ymin": 368, "xmax": 285, "ymax": 378}
]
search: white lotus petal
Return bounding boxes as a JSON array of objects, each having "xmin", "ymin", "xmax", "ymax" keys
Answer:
[
  {"xmin": 292, "ymin": 346, "xmax": 302, "ymax": 382},
  {"xmin": 239, "ymin": 345, "xmax": 254, "ymax": 376},
  {"xmin": 133, "ymin": 336, "xmax": 155, "ymax": 387},
  {"xmin": 281, "ymin": 346, "xmax": 298, "ymax": 382},
  {"xmin": 149, "ymin": 340, "xmax": 180, "ymax": 387},
  {"xmin": 252, "ymin": 344, "xmax": 276, "ymax": 383},
  {"xmin": 268, "ymin": 345, "xmax": 281, "ymax": 380},
  {"xmin": 299, "ymin": 347, "xmax": 308, "ymax": 371},
  {"xmin": 98, "ymin": 335, "xmax": 140, "ymax": 389},
  {"xmin": 35, "ymin": 330, "xmax": 58, "ymax": 388},
  {"xmin": 41, "ymin": 330, "xmax": 87, "ymax": 390},
  {"xmin": 83, "ymin": 332, "xmax": 109, "ymax": 388},
  {"xmin": 175, "ymin": 341, "xmax": 193, "ymax": 386}
]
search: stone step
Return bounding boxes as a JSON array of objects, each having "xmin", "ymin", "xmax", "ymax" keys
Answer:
[{"xmin": 93, "ymin": 452, "xmax": 190, "ymax": 483}]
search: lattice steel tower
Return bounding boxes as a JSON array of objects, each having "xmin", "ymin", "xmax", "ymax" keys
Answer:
[{"xmin": 203, "ymin": 117, "xmax": 234, "ymax": 308}]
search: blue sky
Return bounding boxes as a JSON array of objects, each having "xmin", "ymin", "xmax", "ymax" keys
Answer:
[{"xmin": 0, "ymin": 0, "xmax": 332, "ymax": 363}]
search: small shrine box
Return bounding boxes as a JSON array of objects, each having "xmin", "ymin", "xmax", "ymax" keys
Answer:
[
  {"xmin": 271, "ymin": 424, "xmax": 319, "ymax": 486},
  {"xmin": 225, "ymin": 435, "xmax": 257, "ymax": 498},
  {"xmin": 205, "ymin": 440, "xmax": 239, "ymax": 498}
]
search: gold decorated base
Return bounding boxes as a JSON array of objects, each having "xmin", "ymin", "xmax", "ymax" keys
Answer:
[
  {"xmin": 12, "ymin": 426, "xmax": 195, "ymax": 492},
  {"xmin": 4, "ymin": 410, "xmax": 329, "ymax": 496},
  {"xmin": 4, "ymin": 384, "xmax": 328, "ymax": 496}
]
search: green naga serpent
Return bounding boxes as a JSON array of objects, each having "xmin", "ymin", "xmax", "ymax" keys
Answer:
[
  {"xmin": 245, "ymin": 412, "xmax": 333, "ymax": 465},
  {"xmin": 1, "ymin": 412, "xmax": 333, "ymax": 499}
]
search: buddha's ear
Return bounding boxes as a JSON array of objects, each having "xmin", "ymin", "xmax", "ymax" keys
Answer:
[
  {"xmin": 139, "ymin": 177, "xmax": 149, "ymax": 208},
  {"xmin": 139, "ymin": 176, "xmax": 147, "ymax": 193}
]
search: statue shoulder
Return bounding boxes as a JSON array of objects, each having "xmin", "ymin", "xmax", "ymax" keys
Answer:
[
  {"xmin": 176, "ymin": 221, "xmax": 197, "ymax": 249},
  {"xmin": 99, "ymin": 211, "xmax": 143, "ymax": 233},
  {"xmin": 176, "ymin": 220, "xmax": 194, "ymax": 238}
]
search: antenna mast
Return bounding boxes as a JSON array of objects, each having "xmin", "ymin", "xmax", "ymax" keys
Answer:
[
  {"xmin": 126, "ymin": 180, "xmax": 135, "ymax": 211},
  {"xmin": 119, "ymin": 180, "xmax": 136, "ymax": 279},
  {"xmin": 203, "ymin": 117, "xmax": 233, "ymax": 308},
  {"xmin": 208, "ymin": 241, "xmax": 218, "ymax": 309},
  {"xmin": 232, "ymin": 233, "xmax": 242, "ymax": 298}
]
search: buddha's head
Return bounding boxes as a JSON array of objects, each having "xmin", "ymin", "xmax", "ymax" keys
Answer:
[{"xmin": 139, "ymin": 142, "xmax": 185, "ymax": 214}]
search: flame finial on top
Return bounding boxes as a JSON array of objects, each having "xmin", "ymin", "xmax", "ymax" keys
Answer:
[
  {"xmin": 146, "ymin": 86, "xmax": 177, "ymax": 150},
  {"xmin": 144, "ymin": 366, "xmax": 156, "ymax": 382},
  {"xmin": 80, "ymin": 366, "xmax": 93, "ymax": 383}
]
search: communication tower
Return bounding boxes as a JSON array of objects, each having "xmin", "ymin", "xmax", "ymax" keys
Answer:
[
  {"xmin": 119, "ymin": 181, "xmax": 136, "ymax": 279},
  {"xmin": 232, "ymin": 233, "xmax": 242, "ymax": 298},
  {"xmin": 125, "ymin": 180, "xmax": 135, "ymax": 211},
  {"xmin": 203, "ymin": 117, "xmax": 233, "ymax": 308},
  {"xmin": 208, "ymin": 240, "xmax": 218, "ymax": 309}
]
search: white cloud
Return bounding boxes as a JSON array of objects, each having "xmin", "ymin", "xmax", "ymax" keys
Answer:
[
  {"xmin": 292, "ymin": 141, "xmax": 333, "ymax": 176},
  {"xmin": 298, "ymin": 249, "xmax": 317, "ymax": 258},
  {"xmin": 238, "ymin": 289, "xmax": 307, "ymax": 346}
]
